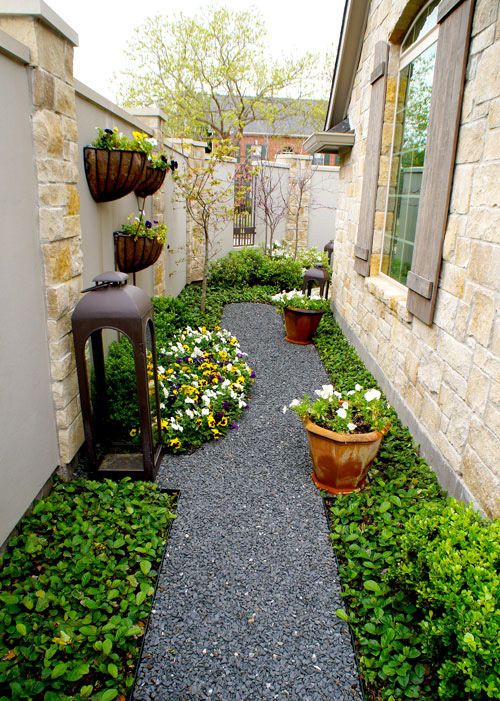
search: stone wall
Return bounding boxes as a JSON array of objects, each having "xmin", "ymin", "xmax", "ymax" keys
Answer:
[{"xmin": 332, "ymin": 0, "xmax": 500, "ymax": 516}]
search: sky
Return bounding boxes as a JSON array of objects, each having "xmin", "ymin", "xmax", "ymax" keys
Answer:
[{"xmin": 47, "ymin": 0, "xmax": 344, "ymax": 103}]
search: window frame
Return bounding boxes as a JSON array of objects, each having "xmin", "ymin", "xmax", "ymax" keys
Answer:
[{"xmin": 379, "ymin": 2, "xmax": 440, "ymax": 287}]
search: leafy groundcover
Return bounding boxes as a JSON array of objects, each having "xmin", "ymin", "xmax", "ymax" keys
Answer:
[
  {"xmin": 0, "ymin": 478, "xmax": 176, "ymax": 701},
  {"xmin": 315, "ymin": 313, "xmax": 499, "ymax": 701}
]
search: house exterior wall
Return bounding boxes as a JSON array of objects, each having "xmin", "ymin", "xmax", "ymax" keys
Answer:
[
  {"xmin": 239, "ymin": 134, "xmax": 312, "ymax": 162},
  {"xmin": 332, "ymin": 0, "xmax": 500, "ymax": 517}
]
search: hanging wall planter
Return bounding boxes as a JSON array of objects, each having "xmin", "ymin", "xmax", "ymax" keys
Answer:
[
  {"xmin": 83, "ymin": 147, "xmax": 148, "ymax": 203},
  {"xmin": 134, "ymin": 164, "xmax": 167, "ymax": 198},
  {"xmin": 114, "ymin": 232, "xmax": 164, "ymax": 274}
]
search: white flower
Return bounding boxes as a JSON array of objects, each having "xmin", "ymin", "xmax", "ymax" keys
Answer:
[
  {"xmin": 355, "ymin": 384, "xmax": 362, "ymax": 391},
  {"xmin": 185, "ymin": 397, "xmax": 195, "ymax": 404},
  {"xmin": 158, "ymin": 365, "xmax": 165, "ymax": 374},
  {"xmin": 160, "ymin": 403, "xmax": 165, "ymax": 409},
  {"xmin": 364, "ymin": 389, "xmax": 381, "ymax": 402},
  {"xmin": 315, "ymin": 384, "xmax": 334, "ymax": 400},
  {"xmin": 334, "ymin": 391, "xmax": 342, "ymax": 399},
  {"xmin": 347, "ymin": 390, "xmax": 355, "ymax": 396},
  {"xmin": 342, "ymin": 402, "xmax": 349, "ymax": 409},
  {"xmin": 347, "ymin": 422, "xmax": 356, "ymax": 431},
  {"xmin": 282, "ymin": 406, "xmax": 288, "ymax": 414},
  {"xmin": 238, "ymin": 400, "xmax": 247, "ymax": 408},
  {"xmin": 289, "ymin": 399, "xmax": 300, "ymax": 407},
  {"xmin": 185, "ymin": 409, "xmax": 194, "ymax": 419},
  {"xmin": 201, "ymin": 407, "xmax": 210, "ymax": 416},
  {"xmin": 336, "ymin": 407, "xmax": 347, "ymax": 419},
  {"xmin": 147, "ymin": 137, "xmax": 158, "ymax": 147}
]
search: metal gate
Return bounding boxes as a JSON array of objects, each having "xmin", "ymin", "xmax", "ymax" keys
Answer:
[{"xmin": 233, "ymin": 172, "xmax": 256, "ymax": 247}]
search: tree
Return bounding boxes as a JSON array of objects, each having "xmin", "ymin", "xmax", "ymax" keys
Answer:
[
  {"xmin": 253, "ymin": 158, "xmax": 288, "ymax": 255},
  {"xmin": 118, "ymin": 7, "xmax": 322, "ymax": 140},
  {"xmin": 172, "ymin": 140, "xmax": 236, "ymax": 313}
]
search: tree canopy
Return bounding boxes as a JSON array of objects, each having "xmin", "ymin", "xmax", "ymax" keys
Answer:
[{"xmin": 118, "ymin": 7, "xmax": 328, "ymax": 140}]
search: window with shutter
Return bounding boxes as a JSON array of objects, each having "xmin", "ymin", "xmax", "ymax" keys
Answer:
[{"xmin": 406, "ymin": 0, "xmax": 475, "ymax": 324}]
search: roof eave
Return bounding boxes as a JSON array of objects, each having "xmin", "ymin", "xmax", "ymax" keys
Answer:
[
  {"xmin": 303, "ymin": 131, "xmax": 355, "ymax": 154},
  {"xmin": 325, "ymin": 0, "xmax": 371, "ymax": 130}
]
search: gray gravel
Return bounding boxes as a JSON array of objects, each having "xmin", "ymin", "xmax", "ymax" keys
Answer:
[{"xmin": 134, "ymin": 303, "xmax": 363, "ymax": 701}]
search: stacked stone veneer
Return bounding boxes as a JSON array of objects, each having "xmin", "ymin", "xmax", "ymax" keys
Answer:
[
  {"xmin": 333, "ymin": 0, "xmax": 500, "ymax": 516},
  {"xmin": 0, "ymin": 12, "xmax": 84, "ymax": 465}
]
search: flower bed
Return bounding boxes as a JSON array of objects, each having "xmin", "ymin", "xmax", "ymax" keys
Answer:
[
  {"xmin": 0, "ymin": 479, "xmax": 176, "ymax": 701},
  {"xmin": 131, "ymin": 325, "xmax": 255, "ymax": 453}
]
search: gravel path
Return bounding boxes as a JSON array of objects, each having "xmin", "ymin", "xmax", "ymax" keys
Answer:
[{"xmin": 134, "ymin": 303, "xmax": 363, "ymax": 701}]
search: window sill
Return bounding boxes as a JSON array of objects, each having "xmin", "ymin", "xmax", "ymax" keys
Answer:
[{"xmin": 364, "ymin": 275, "xmax": 412, "ymax": 324}]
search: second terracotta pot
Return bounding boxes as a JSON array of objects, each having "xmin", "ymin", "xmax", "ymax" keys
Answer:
[
  {"xmin": 283, "ymin": 307, "xmax": 324, "ymax": 345},
  {"xmin": 304, "ymin": 418, "xmax": 389, "ymax": 494}
]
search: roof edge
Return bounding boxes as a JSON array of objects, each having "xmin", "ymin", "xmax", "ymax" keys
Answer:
[{"xmin": 325, "ymin": 0, "xmax": 370, "ymax": 130}]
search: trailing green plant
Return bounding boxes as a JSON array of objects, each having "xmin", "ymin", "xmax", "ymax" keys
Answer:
[
  {"xmin": 118, "ymin": 214, "xmax": 167, "ymax": 243},
  {"xmin": 208, "ymin": 248, "xmax": 303, "ymax": 290},
  {"xmin": 315, "ymin": 312, "xmax": 499, "ymax": 701},
  {"xmin": 270, "ymin": 289, "xmax": 329, "ymax": 312},
  {"xmin": 0, "ymin": 478, "xmax": 176, "ymax": 701},
  {"xmin": 286, "ymin": 382, "xmax": 391, "ymax": 434}
]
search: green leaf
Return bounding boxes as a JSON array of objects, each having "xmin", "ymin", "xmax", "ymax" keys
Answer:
[
  {"xmin": 379, "ymin": 501, "xmax": 391, "ymax": 513},
  {"xmin": 140, "ymin": 560, "xmax": 152, "ymax": 576},
  {"xmin": 335, "ymin": 608, "xmax": 350, "ymax": 622},
  {"xmin": 364, "ymin": 580, "xmax": 381, "ymax": 593},
  {"xmin": 100, "ymin": 689, "xmax": 119, "ymax": 701},
  {"xmin": 80, "ymin": 685, "xmax": 93, "ymax": 698},
  {"xmin": 16, "ymin": 623, "xmax": 27, "ymax": 636},
  {"xmin": 108, "ymin": 662, "xmax": 119, "ymax": 678},
  {"xmin": 136, "ymin": 590, "xmax": 147, "ymax": 606},
  {"xmin": 51, "ymin": 662, "xmax": 68, "ymax": 679},
  {"xmin": 66, "ymin": 663, "xmax": 90, "ymax": 681},
  {"xmin": 102, "ymin": 638, "xmax": 113, "ymax": 655},
  {"xmin": 125, "ymin": 625, "xmax": 143, "ymax": 637}
]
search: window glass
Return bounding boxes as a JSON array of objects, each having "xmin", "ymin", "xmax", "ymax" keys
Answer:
[
  {"xmin": 401, "ymin": 0, "xmax": 440, "ymax": 53},
  {"xmin": 382, "ymin": 4, "xmax": 438, "ymax": 286}
]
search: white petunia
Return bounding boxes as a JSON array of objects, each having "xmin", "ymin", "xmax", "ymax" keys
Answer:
[
  {"xmin": 355, "ymin": 383, "xmax": 362, "ymax": 391},
  {"xmin": 289, "ymin": 399, "xmax": 300, "ymax": 407},
  {"xmin": 334, "ymin": 391, "xmax": 342, "ymax": 399},
  {"xmin": 342, "ymin": 402, "xmax": 349, "ymax": 409},
  {"xmin": 347, "ymin": 422, "xmax": 356, "ymax": 431},
  {"xmin": 364, "ymin": 389, "xmax": 381, "ymax": 402},
  {"xmin": 336, "ymin": 407, "xmax": 347, "ymax": 419}
]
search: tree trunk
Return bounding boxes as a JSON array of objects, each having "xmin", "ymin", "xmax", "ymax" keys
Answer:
[{"xmin": 200, "ymin": 229, "xmax": 210, "ymax": 314}]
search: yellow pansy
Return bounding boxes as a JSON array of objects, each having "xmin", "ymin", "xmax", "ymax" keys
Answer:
[
  {"xmin": 129, "ymin": 428, "xmax": 137, "ymax": 437},
  {"xmin": 169, "ymin": 438, "xmax": 181, "ymax": 448}
]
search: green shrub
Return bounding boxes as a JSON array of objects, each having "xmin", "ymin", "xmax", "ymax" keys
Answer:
[
  {"xmin": 0, "ymin": 478, "xmax": 176, "ymax": 701},
  {"xmin": 391, "ymin": 501, "xmax": 500, "ymax": 700},
  {"xmin": 208, "ymin": 248, "xmax": 303, "ymax": 290}
]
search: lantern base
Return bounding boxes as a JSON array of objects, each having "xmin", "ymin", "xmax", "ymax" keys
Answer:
[{"xmin": 96, "ymin": 445, "xmax": 163, "ymax": 481}]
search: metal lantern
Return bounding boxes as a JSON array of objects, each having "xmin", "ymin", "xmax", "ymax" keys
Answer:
[
  {"xmin": 72, "ymin": 272, "xmax": 163, "ymax": 480},
  {"xmin": 302, "ymin": 264, "xmax": 329, "ymax": 299},
  {"xmin": 324, "ymin": 239, "xmax": 334, "ymax": 264}
]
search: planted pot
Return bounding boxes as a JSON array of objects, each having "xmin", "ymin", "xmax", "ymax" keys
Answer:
[
  {"xmin": 114, "ymin": 232, "xmax": 164, "ymax": 274},
  {"xmin": 84, "ymin": 147, "xmax": 147, "ymax": 202},
  {"xmin": 134, "ymin": 165, "xmax": 167, "ymax": 198},
  {"xmin": 304, "ymin": 418, "xmax": 390, "ymax": 494},
  {"xmin": 283, "ymin": 307, "xmax": 324, "ymax": 345}
]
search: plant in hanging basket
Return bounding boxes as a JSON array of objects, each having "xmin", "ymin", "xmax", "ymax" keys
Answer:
[
  {"xmin": 84, "ymin": 127, "xmax": 148, "ymax": 202},
  {"xmin": 114, "ymin": 215, "xmax": 167, "ymax": 274},
  {"xmin": 271, "ymin": 289, "xmax": 329, "ymax": 345},
  {"xmin": 131, "ymin": 131, "xmax": 179, "ymax": 198},
  {"xmin": 285, "ymin": 384, "xmax": 391, "ymax": 494}
]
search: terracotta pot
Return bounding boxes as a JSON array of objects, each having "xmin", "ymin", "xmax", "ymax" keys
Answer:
[
  {"xmin": 114, "ymin": 232, "xmax": 164, "ymax": 274},
  {"xmin": 283, "ymin": 306, "xmax": 324, "ymax": 345},
  {"xmin": 84, "ymin": 147, "xmax": 147, "ymax": 202},
  {"xmin": 134, "ymin": 165, "xmax": 167, "ymax": 198},
  {"xmin": 304, "ymin": 417, "xmax": 390, "ymax": 494}
]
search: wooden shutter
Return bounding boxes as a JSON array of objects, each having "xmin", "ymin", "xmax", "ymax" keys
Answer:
[
  {"xmin": 406, "ymin": 0, "xmax": 475, "ymax": 324},
  {"xmin": 354, "ymin": 41, "xmax": 389, "ymax": 276}
]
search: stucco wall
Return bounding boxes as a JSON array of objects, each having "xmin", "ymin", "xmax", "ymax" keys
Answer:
[
  {"xmin": 308, "ymin": 166, "xmax": 339, "ymax": 250},
  {"xmin": 331, "ymin": 0, "xmax": 500, "ymax": 516},
  {"xmin": 0, "ymin": 46, "xmax": 59, "ymax": 545}
]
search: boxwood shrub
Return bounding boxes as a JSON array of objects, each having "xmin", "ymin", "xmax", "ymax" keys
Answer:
[
  {"xmin": 208, "ymin": 247, "xmax": 303, "ymax": 290},
  {"xmin": 0, "ymin": 478, "xmax": 176, "ymax": 701}
]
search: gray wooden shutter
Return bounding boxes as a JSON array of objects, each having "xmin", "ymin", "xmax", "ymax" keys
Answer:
[
  {"xmin": 354, "ymin": 41, "xmax": 389, "ymax": 276},
  {"xmin": 406, "ymin": 0, "xmax": 475, "ymax": 324}
]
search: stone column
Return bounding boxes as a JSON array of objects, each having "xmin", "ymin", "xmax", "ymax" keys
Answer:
[
  {"xmin": 131, "ymin": 108, "xmax": 169, "ymax": 296},
  {"xmin": 277, "ymin": 153, "xmax": 313, "ymax": 251},
  {"xmin": 0, "ymin": 4, "xmax": 84, "ymax": 466}
]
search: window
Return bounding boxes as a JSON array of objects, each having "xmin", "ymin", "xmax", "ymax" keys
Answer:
[
  {"xmin": 381, "ymin": 0, "xmax": 439, "ymax": 286},
  {"xmin": 312, "ymin": 153, "xmax": 331, "ymax": 165}
]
